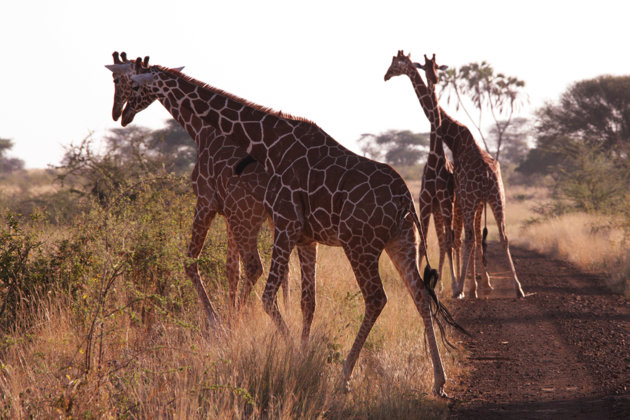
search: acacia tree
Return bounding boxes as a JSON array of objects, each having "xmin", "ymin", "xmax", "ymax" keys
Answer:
[
  {"xmin": 438, "ymin": 61, "xmax": 527, "ymax": 162},
  {"xmin": 487, "ymin": 117, "xmax": 532, "ymax": 165}
]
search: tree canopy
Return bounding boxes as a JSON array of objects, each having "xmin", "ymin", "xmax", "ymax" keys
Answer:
[
  {"xmin": 59, "ymin": 119, "xmax": 195, "ymax": 206},
  {"xmin": 518, "ymin": 75, "xmax": 630, "ymax": 212},
  {"xmin": 357, "ymin": 130, "xmax": 429, "ymax": 166},
  {"xmin": 0, "ymin": 138, "xmax": 25, "ymax": 174},
  {"xmin": 438, "ymin": 61, "xmax": 527, "ymax": 162}
]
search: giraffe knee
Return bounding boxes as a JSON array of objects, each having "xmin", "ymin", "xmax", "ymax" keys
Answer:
[
  {"xmin": 301, "ymin": 295, "xmax": 316, "ymax": 318},
  {"xmin": 261, "ymin": 291, "xmax": 276, "ymax": 315},
  {"xmin": 368, "ymin": 291, "xmax": 387, "ymax": 315},
  {"xmin": 244, "ymin": 256, "xmax": 263, "ymax": 281}
]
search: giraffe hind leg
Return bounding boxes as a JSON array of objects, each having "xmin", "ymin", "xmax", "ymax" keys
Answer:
[
  {"xmin": 385, "ymin": 230, "xmax": 447, "ymax": 396},
  {"xmin": 297, "ymin": 243, "xmax": 317, "ymax": 347},
  {"xmin": 490, "ymin": 201, "xmax": 526, "ymax": 298}
]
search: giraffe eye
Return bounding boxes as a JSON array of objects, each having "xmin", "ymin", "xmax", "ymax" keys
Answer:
[{"xmin": 113, "ymin": 78, "xmax": 120, "ymax": 84}]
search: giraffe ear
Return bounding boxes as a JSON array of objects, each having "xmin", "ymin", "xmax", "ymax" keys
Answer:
[
  {"xmin": 439, "ymin": 65, "xmax": 448, "ymax": 71},
  {"xmin": 413, "ymin": 62, "xmax": 425, "ymax": 70},
  {"xmin": 172, "ymin": 66, "xmax": 185, "ymax": 72},
  {"xmin": 105, "ymin": 63, "xmax": 132, "ymax": 73},
  {"xmin": 130, "ymin": 73, "xmax": 155, "ymax": 85}
]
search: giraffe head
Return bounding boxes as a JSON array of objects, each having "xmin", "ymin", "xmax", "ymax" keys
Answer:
[
  {"xmin": 384, "ymin": 50, "xmax": 416, "ymax": 81},
  {"xmin": 120, "ymin": 58, "xmax": 178, "ymax": 127},
  {"xmin": 105, "ymin": 52, "xmax": 150, "ymax": 121},
  {"xmin": 413, "ymin": 54, "xmax": 447, "ymax": 87}
]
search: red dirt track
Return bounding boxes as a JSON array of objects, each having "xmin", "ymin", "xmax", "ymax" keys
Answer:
[{"xmin": 447, "ymin": 243, "xmax": 630, "ymax": 419}]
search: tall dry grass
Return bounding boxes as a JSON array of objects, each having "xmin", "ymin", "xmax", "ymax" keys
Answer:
[
  {"xmin": 8, "ymin": 168, "xmax": 629, "ymax": 418},
  {"xmin": 0, "ymin": 213, "xmax": 456, "ymax": 419},
  {"xmin": 503, "ymin": 185, "xmax": 629, "ymax": 297}
]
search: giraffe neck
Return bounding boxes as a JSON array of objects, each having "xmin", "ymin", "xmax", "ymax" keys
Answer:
[
  {"xmin": 405, "ymin": 67, "xmax": 441, "ymax": 129},
  {"xmin": 401, "ymin": 66, "xmax": 453, "ymax": 163},
  {"xmin": 416, "ymin": 70, "xmax": 472, "ymax": 158},
  {"xmin": 152, "ymin": 66, "xmax": 348, "ymax": 175},
  {"xmin": 428, "ymin": 128, "xmax": 447, "ymax": 161},
  {"xmin": 156, "ymin": 96, "xmax": 206, "ymax": 149}
]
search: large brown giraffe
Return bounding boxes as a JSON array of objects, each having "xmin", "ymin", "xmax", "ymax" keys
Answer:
[
  {"xmin": 384, "ymin": 51, "xmax": 492, "ymax": 296},
  {"xmin": 120, "ymin": 57, "xmax": 465, "ymax": 396},
  {"xmin": 412, "ymin": 53, "xmax": 526, "ymax": 299},
  {"xmin": 106, "ymin": 53, "xmax": 317, "ymax": 333}
]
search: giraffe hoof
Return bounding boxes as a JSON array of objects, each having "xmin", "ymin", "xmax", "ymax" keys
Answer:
[
  {"xmin": 464, "ymin": 291, "xmax": 478, "ymax": 299},
  {"xmin": 336, "ymin": 378, "xmax": 352, "ymax": 394},
  {"xmin": 433, "ymin": 386, "xmax": 448, "ymax": 399},
  {"xmin": 453, "ymin": 291, "xmax": 465, "ymax": 299},
  {"xmin": 517, "ymin": 290, "xmax": 535, "ymax": 298},
  {"xmin": 481, "ymin": 282, "xmax": 494, "ymax": 292}
]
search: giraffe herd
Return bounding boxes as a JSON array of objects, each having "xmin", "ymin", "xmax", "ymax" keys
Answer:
[{"xmin": 105, "ymin": 50, "xmax": 526, "ymax": 397}]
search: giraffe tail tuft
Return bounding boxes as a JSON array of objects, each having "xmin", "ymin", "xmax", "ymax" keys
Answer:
[
  {"xmin": 423, "ymin": 264, "xmax": 439, "ymax": 291},
  {"xmin": 422, "ymin": 264, "xmax": 471, "ymax": 349}
]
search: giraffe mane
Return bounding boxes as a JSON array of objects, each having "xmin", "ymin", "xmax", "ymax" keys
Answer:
[{"xmin": 156, "ymin": 66, "xmax": 318, "ymax": 126}]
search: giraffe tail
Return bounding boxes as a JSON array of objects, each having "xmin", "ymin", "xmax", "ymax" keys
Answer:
[
  {"xmin": 482, "ymin": 203, "xmax": 488, "ymax": 267},
  {"xmin": 423, "ymin": 265, "xmax": 471, "ymax": 349},
  {"xmin": 408, "ymin": 205, "xmax": 470, "ymax": 345}
]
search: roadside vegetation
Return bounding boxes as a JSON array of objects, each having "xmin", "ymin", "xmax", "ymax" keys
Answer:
[{"xmin": 1, "ymin": 71, "xmax": 629, "ymax": 417}]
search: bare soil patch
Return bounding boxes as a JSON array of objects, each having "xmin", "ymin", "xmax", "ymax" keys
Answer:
[{"xmin": 447, "ymin": 243, "xmax": 630, "ymax": 419}]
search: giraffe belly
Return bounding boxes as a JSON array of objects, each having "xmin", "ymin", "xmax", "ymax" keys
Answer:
[{"xmin": 301, "ymin": 211, "xmax": 342, "ymax": 246}]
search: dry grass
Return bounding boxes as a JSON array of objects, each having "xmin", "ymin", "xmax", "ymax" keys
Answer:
[
  {"xmin": 503, "ymin": 185, "xmax": 629, "ymax": 297},
  {"xmin": 0, "ymin": 233, "xmax": 456, "ymax": 419},
  {"xmin": 5, "ymin": 175, "xmax": 629, "ymax": 418}
]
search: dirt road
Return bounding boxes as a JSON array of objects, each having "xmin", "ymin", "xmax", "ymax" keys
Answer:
[{"xmin": 447, "ymin": 243, "xmax": 630, "ymax": 419}]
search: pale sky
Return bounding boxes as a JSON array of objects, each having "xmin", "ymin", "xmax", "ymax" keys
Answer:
[{"xmin": 1, "ymin": 0, "xmax": 628, "ymax": 168}]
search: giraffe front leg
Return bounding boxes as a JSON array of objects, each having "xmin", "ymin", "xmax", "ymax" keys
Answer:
[
  {"xmin": 225, "ymin": 223, "xmax": 240, "ymax": 310},
  {"xmin": 297, "ymin": 243, "xmax": 317, "ymax": 347},
  {"xmin": 185, "ymin": 204, "xmax": 222, "ymax": 328},
  {"xmin": 434, "ymin": 209, "xmax": 455, "ymax": 294},
  {"xmin": 225, "ymin": 211, "xmax": 265, "ymax": 308},
  {"xmin": 452, "ymin": 201, "xmax": 463, "ymax": 289},
  {"xmin": 466, "ymin": 204, "xmax": 485, "ymax": 299},
  {"xmin": 474, "ymin": 205, "xmax": 493, "ymax": 295},
  {"xmin": 454, "ymin": 212, "xmax": 476, "ymax": 299},
  {"xmin": 261, "ymin": 227, "xmax": 298, "ymax": 339},
  {"xmin": 417, "ymin": 193, "xmax": 432, "ymax": 272},
  {"xmin": 280, "ymin": 267, "xmax": 290, "ymax": 309}
]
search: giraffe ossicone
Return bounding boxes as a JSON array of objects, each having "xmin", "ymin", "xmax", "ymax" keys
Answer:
[{"xmin": 120, "ymin": 55, "xmax": 466, "ymax": 397}]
